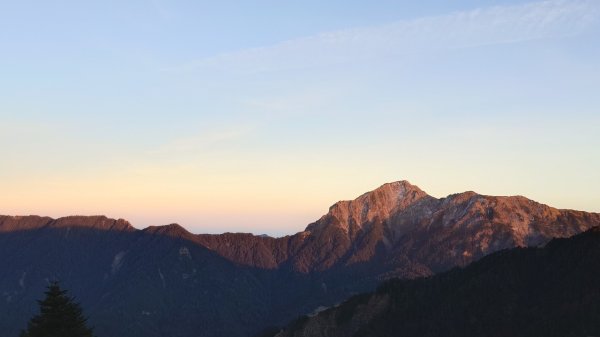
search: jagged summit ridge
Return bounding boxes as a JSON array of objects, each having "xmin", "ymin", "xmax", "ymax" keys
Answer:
[
  {"xmin": 51, "ymin": 216, "xmax": 134, "ymax": 232},
  {"xmin": 307, "ymin": 180, "xmax": 430, "ymax": 233}
]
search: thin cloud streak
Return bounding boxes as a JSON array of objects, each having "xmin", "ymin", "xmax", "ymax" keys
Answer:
[
  {"xmin": 149, "ymin": 126, "xmax": 255, "ymax": 155},
  {"xmin": 164, "ymin": 0, "xmax": 600, "ymax": 74}
]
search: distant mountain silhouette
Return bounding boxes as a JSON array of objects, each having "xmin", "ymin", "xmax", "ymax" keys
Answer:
[
  {"xmin": 273, "ymin": 226, "xmax": 600, "ymax": 337},
  {"xmin": 1, "ymin": 181, "xmax": 598, "ymax": 336}
]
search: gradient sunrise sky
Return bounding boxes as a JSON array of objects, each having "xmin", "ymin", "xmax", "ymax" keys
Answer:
[{"xmin": 1, "ymin": 0, "xmax": 599, "ymax": 235}]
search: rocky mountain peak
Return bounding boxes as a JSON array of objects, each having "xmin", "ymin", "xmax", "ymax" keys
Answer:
[
  {"xmin": 143, "ymin": 223, "xmax": 192, "ymax": 238},
  {"xmin": 307, "ymin": 180, "xmax": 430, "ymax": 233}
]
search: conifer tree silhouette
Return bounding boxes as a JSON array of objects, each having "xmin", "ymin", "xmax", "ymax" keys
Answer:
[{"xmin": 20, "ymin": 281, "xmax": 94, "ymax": 337}]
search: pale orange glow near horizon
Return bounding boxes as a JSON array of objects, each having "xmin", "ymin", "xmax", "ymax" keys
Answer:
[{"xmin": 3, "ymin": 162, "xmax": 599, "ymax": 236}]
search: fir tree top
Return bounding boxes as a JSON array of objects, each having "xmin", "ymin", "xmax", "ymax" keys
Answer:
[{"xmin": 20, "ymin": 281, "xmax": 95, "ymax": 337}]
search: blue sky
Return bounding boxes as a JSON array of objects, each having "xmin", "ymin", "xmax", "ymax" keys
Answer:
[{"xmin": 1, "ymin": 0, "xmax": 599, "ymax": 235}]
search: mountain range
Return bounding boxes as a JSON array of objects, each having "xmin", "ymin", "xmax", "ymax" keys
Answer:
[{"xmin": 1, "ymin": 181, "xmax": 598, "ymax": 336}]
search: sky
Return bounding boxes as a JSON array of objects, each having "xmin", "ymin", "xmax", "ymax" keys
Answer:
[{"xmin": 1, "ymin": 0, "xmax": 599, "ymax": 236}]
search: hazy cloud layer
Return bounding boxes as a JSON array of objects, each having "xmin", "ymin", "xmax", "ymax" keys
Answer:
[{"xmin": 167, "ymin": 0, "xmax": 600, "ymax": 74}]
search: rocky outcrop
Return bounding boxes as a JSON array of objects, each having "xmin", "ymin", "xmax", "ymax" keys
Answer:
[
  {"xmin": 0, "ymin": 215, "xmax": 53, "ymax": 232},
  {"xmin": 0, "ymin": 215, "xmax": 134, "ymax": 232},
  {"xmin": 50, "ymin": 215, "xmax": 135, "ymax": 232}
]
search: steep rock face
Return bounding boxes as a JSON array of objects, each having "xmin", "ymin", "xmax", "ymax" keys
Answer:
[
  {"xmin": 307, "ymin": 181, "xmax": 431, "ymax": 234},
  {"xmin": 290, "ymin": 182, "xmax": 431, "ymax": 271}
]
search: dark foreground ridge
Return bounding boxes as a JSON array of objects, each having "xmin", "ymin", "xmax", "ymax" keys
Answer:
[
  {"xmin": 1, "ymin": 181, "xmax": 599, "ymax": 337},
  {"xmin": 274, "ymin": 227, "xmax": 600, "ymax": 337}
]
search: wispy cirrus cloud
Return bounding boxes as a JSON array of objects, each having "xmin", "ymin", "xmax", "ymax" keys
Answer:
[{"xmin": 164, "ymin": 0, "xmax": 600, "ymax": 74}]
